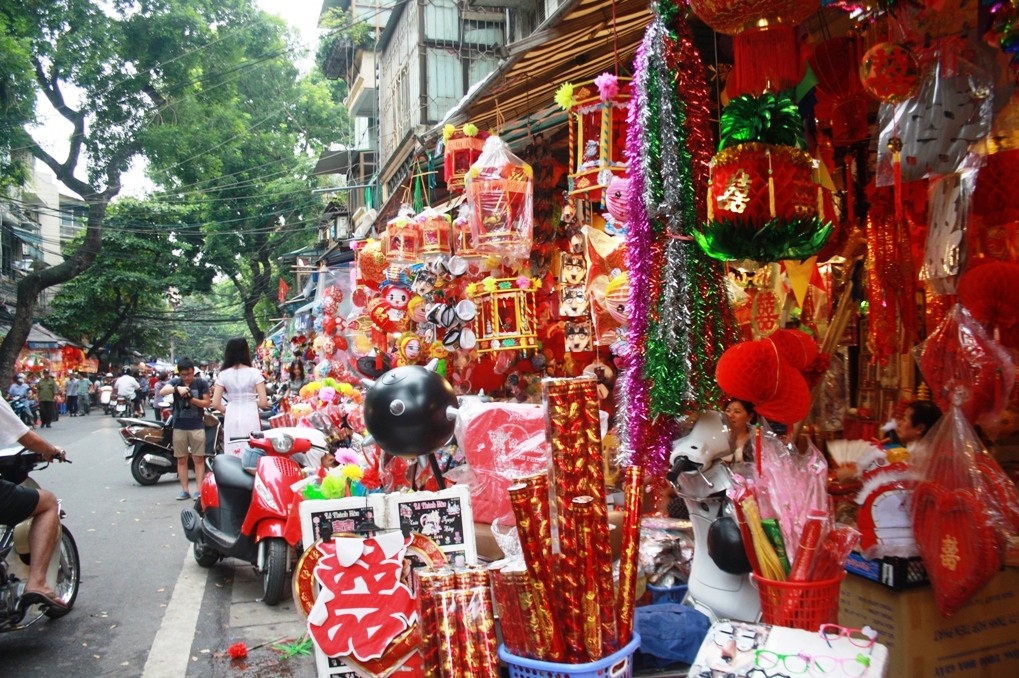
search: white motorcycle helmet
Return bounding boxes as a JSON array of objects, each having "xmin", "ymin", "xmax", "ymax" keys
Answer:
[{"xmin": 668, "ymin": 410, "xmax": 731, "ymax": 470}]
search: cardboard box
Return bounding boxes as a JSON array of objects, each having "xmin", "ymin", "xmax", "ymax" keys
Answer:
[{"xmin": 839, "ymin": 570, "xmax": 1019, "ymax": 677}]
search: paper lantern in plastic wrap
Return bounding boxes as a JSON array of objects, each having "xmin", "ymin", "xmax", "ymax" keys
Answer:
[
  {"xmin": 383, "ymin": 210, "xmax": 422, "ymax": 264},
  {"xmin": 860, "ymin": 42, "xmax": 920, "ymax": 103},
  {"xmin": 443, "ymin": 123, "xmax": 488, "ymax": 192},
  {"xmin": 688, "ymin": 0, "xmax": 818, "ymax": 35},
  {"xmin": 465, "ymin": 136, "xmax": 534, "ymax": 261},
  {"xmin": 696, "ymin": 143, "xmax": 833, "ymax": 263},
  {"xmin": 557, "ymin": 76, "xmax": 631, "ymax": 199},
  {"xmin": 957, "ymin": 261, "xmax": 1019, "ymax": 348},
  {"xmin": 417, "ymin": 209, "xmax": 452, "ymax": 259}
]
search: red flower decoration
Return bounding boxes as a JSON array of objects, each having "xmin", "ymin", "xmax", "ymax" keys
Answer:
[{"xmin": 227, "ymin": 642, "xmax": 248, "ymax": 659}]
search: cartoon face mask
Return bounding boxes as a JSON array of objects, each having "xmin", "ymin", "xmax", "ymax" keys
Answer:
[{"xmin": 384, "ymin": 286, "xmax": 411, "ymax": 310}]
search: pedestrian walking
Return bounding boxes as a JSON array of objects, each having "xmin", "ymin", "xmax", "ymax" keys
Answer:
[
  {"xmin": 36, "ymin": 370, "xmax": 57, "ymax": 428},
  {"xmin": 65, "ymin": 373, "xmax": 80, "ymax": 417}
]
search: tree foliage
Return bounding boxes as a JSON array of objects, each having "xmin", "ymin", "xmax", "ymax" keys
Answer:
[{"xmin": 0, "ymin": 0, "xmax": 267, "ymax": 385}]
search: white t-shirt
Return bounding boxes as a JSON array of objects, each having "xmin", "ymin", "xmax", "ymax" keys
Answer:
[
  {"xmin": 0, "ymin": 397, "xmax": 30, "ymax": 448},
  {"xmin": 115, "ymin": 375, "xmax": 140, "ymax": 398}
]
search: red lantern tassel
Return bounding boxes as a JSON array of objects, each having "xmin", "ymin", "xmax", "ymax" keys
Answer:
[{"xmin": 731, "ymin": 24, "xmax": 802, "ymax": 97}]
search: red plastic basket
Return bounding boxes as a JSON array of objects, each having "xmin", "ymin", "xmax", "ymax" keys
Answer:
[{"xmin": 752, "ymin": 573, "xmax": 844, "ymax": 630}]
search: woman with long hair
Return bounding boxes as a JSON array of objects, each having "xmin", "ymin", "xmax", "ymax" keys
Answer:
[
  {"xmin": 212, "ymin": 337, "xmax": 269, "ymax": 455},
  {"xmin": 287, "ymin": 359, "xmax": 307, "ymax": 394},
  {"xmin": 723, "ymin": 398, "xmax": 758, "ymax": 463}
]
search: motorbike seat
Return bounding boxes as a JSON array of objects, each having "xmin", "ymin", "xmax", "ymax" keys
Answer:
[{"xmin": 212, "ymin": 455, "xmax": 254, "ymax": 492}]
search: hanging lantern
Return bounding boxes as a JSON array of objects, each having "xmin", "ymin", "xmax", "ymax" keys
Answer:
[
  {"xmin": 383, "ymin": 207, "xmax": 422, "ymax": 264},
  {"xmin": 466, "ymin": 276, "xmax": 539, "ymax": 354},
  {"xmin": 464, "ymin": 136, "xmax": 534, "ymax": 261},
  {"xmin": 555, "ymin": 75, "xmax": 631, "ymax": 200},
  {"xmin": 452, "ymin": 211, "xmax": 480, "ymax": 260},
  {"xmin": 859, "ymin": 42, "xmax": 921, "ymax": 104},
  {"xmin": 443, "ymin": 123, "xmax": 489, "ymax": 193},
  {"xmin": 416, "ymin": 208, "xmax": 452, "ymax": 259},
  {"xmin": 689, "ymin": 1, "xmax": 818, "ymax": 35}
]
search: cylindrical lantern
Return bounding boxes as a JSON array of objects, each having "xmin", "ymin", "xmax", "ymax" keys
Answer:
[
  {"xmin": 384, "ymin": 208, "xmax": 422, "ymax": 264},
  {"xmin": 464, "ymin": 136, "xmax": 534, "ymax": 261},
  {"xmin": 417, "ymin": 208, "xmax": 452, "ymax": 259},
  {"xmin": 443, "ymin": 123, "xmax": 488, "ymax": 193},
  {"xmin": 557, "ymin": 76, "xmax": 632, "ymax": 200},
  {"xmin": 467, "ymin": 277, "xmax": 539, "ymax": 354},
  {"xmin": 452, "ymin": 212, "xmax": 480, "ymax": 260},
  {"xmin": 696, "ymin": 143, "xmax": 833, "ymax": 262}
]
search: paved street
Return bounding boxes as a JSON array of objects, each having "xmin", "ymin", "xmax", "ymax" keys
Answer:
[{"xmin": 0, "ymin": 412, "xmax": 314, "ymax": 677}]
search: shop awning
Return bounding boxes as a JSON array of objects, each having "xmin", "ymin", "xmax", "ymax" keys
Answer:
[
  {"xmin": 0, "ymin": 322, "xmax": 72, "ymax": 349},
  {"xmin": 10, "ymin": 225, "xmax": 43, "ymax": 246},
  {"xmin": 432, "ymin": 0, "xmax": 651, "ymax": 136}
]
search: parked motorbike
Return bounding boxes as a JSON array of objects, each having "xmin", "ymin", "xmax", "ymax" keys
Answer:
[
  {"xmin": 9, "ymin": 397, "xmax": 36, "ymax": 428},
  {"xmin": 667, "ymin": 411, "xmax": 761, "ymax": 623},
  {"xmin": 0, "ymin": 448, "xmax": 80, "ymax": 631},
  {"xmin": 119, "ymin": 410, "xmax": 223, "ymax": 486},
  {"xmin": 99, "ymin": 386, "xmax": 113, "ymax": 415},
  {"xmin": 180, "ymin": 427, "xmax": 327, "ymax": 605}
]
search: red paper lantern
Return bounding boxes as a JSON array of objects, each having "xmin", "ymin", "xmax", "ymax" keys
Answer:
[
  {"xmin": 689, "ymin": 0, "xmax": 818, "ymax": 35},
  {"xmin": 957, "ymin": 261, "xmax": 1019, "ymax": 347},
  {"xmin": 465, "ymin": 137, "xmax": 534, "ymax": 260},
  {"xmin": 443, "ymin": 126, "xmax": 488, "ymax": 193},
  {"xmin": 357, "ymin": 240, "xmax": 388, "ymax": 289},
  {"xmin": 766, "ymin": 329, "xmax": 818, "ymax": 370},
  {"xmin": 565, "ymin": 79, "xmax": 631, "ymax": 199},
  {"xmin": 859, "ymin": 42, "xmax": 920, "ymax": 103},
  {"xmin": 452, "ymin": 213, "xmax": 480, "ymax": 260},
  {"xmin": 383, "ymin": 213, "xmax": 422, "ymax": 264},
  {"xmin": 418, "ymin": 210, "xmax": 452, "ymax": 259},
  {"xmin": 716, "ymin": 338, "xmax": 812, "ymax": 425}
]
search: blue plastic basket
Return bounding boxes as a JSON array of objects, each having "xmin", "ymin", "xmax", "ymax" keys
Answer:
[
  {"xmin": 499, "ymin": 633, "xmax": 641, "ymax": 678},
  {"xmin": 646, "ymin": 583, "xmax": 688, "ymax": 605}
]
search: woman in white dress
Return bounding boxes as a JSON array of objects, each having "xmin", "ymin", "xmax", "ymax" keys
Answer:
[{"xmin": 212, "ymin": 337, "xmax": 268, "ymax": 455}]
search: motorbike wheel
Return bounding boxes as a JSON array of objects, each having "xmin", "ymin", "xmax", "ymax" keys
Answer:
[
  {"xmin": 45, "ymin": 527, "xmax": 81, "ymax": 618},
  {"xmin": 262, "ymin": 538, "xmax": 288, "ymax": 606},
  {"xmin": 193, "ymin": 540, "xmax": 220, "ymax": 568},
  {"xmin": 130, "ymin": 452, "xmax": 162, "ymax": 486}
]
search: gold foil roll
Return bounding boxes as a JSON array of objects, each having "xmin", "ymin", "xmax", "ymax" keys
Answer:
[
  {"xmin": 489, "ymin": 568, "xmax": 525, "ymax": 656},
  {"xmin": 573, "ymin": 496, "xmax": 602, "ymax": 661},
  {"xmin": 454, "ymin": 588, "xmax": 481, "ymax": 677},
  {"xmin": 509, "ymin": 480, "xmax": 566, "ymax": 661},
  {"xmin": 469, "ymin": 584, "xmax": 500, "ymax": 676},
  {"xmin": 435, "ymin": 589, "xmax": 463, "ymax": 678},
  {"xmin": 616, "ymin": 465, "xmax": 643, "ymax": 646},
  {"xmin": 506, "ymin": 567, "xmax": 539, "ymax": 658},
  {"xmin": 589, "ymin": 501, "xmax": 619, "ymax": 655},
  {"xmin": 417, "ymin": 567, "xmax": 455, "ymax": 678}
]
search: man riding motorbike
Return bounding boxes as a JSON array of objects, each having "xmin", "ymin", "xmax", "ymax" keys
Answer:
[
  {"xmin": 0, "ymin": 395, "xmax": 69, "ymax": 614},
  {"xmin": 114, "ymin": 369, "xmax": 140, "ymax": 417}
]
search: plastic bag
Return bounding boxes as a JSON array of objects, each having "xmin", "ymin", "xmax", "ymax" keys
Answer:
[
  {"xmin": 915, "ymin": 305, "xmax": 1016, "ymax": 425},
  {"xmin": 464, "ymin": 135, "xmax": 534, "ymax": 261},
  {"xmin": 755, "ymin": 433, "xmax": 830, "ymax": 560},
  {"xmin": 920, "ymin": 170, "xmax": 975, "ymax": 295},
  {"xmin": 876, "ymin": 57, "xmax": 992, "ymax": 187},
  {"xmin": 911, "ymin": 401, "xmax": 1006, "ymax": 617}
]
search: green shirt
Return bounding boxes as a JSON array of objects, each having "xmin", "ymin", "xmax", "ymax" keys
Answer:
[{"xmin": 37, "ymin": 377, "xmax": 56, "ymax": 401}]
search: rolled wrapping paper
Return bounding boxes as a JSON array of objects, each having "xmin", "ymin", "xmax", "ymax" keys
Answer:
[
  {"xmin": 489, "ymin": 568, "xmax": 526, "ymax": 657},
  {"xmin": 573, "ymin": 496, "xmax": 602, "ymax": 660},
  {"xmin": 588, "ymin": 499, "xmax": 618, "ymax": 655},
  {"xmin": 417, "ymin": 567, "xmax": 455, "ymax": 678},
  {"xmin": 469, "ymin": 583, "xmax": 501, "ymax": 676},
  {"xmin": 507, "ymin": 567, "xmax": 539, "ymax": 658},
  {"xmin": 454, "ymin": 587, "xmax": 481, "ymax": 676},
  {"xmin": 615, "ymin": 465, "xmax": 643, "ymax": 646},
  {"xmin": 789, "ymin": 510, "xmax": 827, "ymax": 582},
  {"xmin": 436, "ymin": 589, "xmax": 465, "ymax": 678},
  {"xmin": 557, "ymin": 503, "xmax": 588, "ymax": 661},
  {"xmin": 509, "ymin": 479, "xmax": 566, "ymax": 661},
  {"xmin": 810, "ymin": 524, "xmax": 860, "ymax": 580}
]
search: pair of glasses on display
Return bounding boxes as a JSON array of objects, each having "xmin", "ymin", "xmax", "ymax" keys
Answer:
[
  {"xmin": 696, "ymin": 668, "xmax": 791, "ymax": 678},
  {"xmin": 754, "ymin": 649, "xmax": 872, "ymax": 677},
  {"xmin": 712, "ymin": 621, "xmax": 762, "ymax": 653},
  {"xmin": 818, "ymin": 624, "xmax": 878, "ymax": 651}
]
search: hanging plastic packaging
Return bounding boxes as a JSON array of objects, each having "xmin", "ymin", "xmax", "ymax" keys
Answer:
[{"xmin": 464, "ymin": 135, "xmax": 534, "ymax": 262}]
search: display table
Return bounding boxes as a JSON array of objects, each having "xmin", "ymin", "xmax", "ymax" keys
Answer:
[{"xmin": 839, "ymin": 569, "xmax": 1019, "ymax": 677}]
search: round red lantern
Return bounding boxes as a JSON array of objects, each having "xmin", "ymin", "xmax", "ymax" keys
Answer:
[
  {"xmin": 689, "ymin": 0, "xmax": 818, "ymax": 35},
  {"xmin": 356, "ymin": 240, "xmax": 387, "ymax": 289},
  {"xmin": 859, "ymin": 42, "xmax": 920, "ymax": 103},
  {"xmin": 696, "ymin": 143, "xmax": 833, "ymax": 262}
]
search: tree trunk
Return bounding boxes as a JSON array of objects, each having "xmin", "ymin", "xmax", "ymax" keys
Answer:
[{"xmin": 0, "ymin": 200, "xmax": 108, "ymax": 386}]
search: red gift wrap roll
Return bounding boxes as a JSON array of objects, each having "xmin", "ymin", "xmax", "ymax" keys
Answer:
[{"xmin": 616, "ymin": 465, "xmax": 643, "ymax": 646}]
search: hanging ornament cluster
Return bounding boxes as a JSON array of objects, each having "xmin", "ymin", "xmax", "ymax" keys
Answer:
[
  {"xmin": 464, "ymin": 136, "xmax": 534, "ymax": 261},
  {"xmin": 555, "ymin": 74, "xmax": 632, "ymax": 200},
  {"xmin": 695, "ymin": 91, "xmax": 833, "ymax": 263},
  {"xmin": 689, "ymin": 1, "xmax": 818, "ymax": 97},
  {"xmin": 466, "ymin": 276, "xmax": 539, "ymax": 354},
  {"xmin": 620, "ymin": 0, "xmax": 740, "ymax": 472},
  {"xmin": 443, "ymin": 122, "xmax": 489, "ymax": 192}
]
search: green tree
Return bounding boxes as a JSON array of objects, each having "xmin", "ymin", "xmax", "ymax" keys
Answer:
[
  {"xmin": 0, "ymin": 0, "xmax": 267, "ymax": 385},
  {"xmin": 44, "ymin": 198, "xmax": 211, "ymax": 361}
]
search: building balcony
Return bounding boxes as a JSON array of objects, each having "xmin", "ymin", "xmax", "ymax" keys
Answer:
[{"xmin": 346, "ymin": 51, "xmax": 377, "ymax": 118}]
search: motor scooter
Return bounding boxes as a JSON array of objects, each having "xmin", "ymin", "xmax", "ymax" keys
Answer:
[
  {"xmin": 113, "ymin": 394, "xmax": 128, "ymax": 418},
  {"xmin": 99, "ymin": 384, "xmax": 113, "ymax": 415},
  {"xmin": 9, "ymin": 396, "xmax": 36, "ymax": 427},
  {"xmin": 0, "ymin": 447, "xmax": 80, "ymax": 631},
  {"xmin": 668, "ymin": 411, "xmax": 761, "ymax": 623},
  {"xmin": 180, "ymin": 427, "xmax": 327, "ymax": 605},
  {"xmin": 119, "ymin": 409, "xmax": 223, "ymax": 486}
]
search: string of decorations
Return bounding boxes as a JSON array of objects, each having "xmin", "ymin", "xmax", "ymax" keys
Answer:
[{"xmin": 620, "ymin": 0, "xmax": 739, "ymax": 472}]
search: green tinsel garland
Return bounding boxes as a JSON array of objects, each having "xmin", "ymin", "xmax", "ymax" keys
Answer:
[
  {"xmin": 693, "ymin": 216, "xmax": 834, "ymax": 263},
  {"xmin": 718, "ymin": 90, "xmax": 806, "ymax": 151}
]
